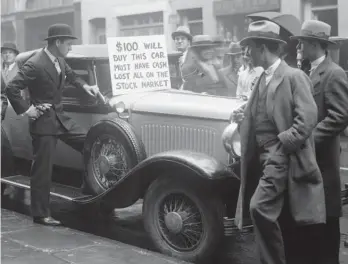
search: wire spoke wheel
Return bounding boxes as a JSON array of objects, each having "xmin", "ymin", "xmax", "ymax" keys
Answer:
[
  {"xmin": 91, "ymin": 136, "xmax": 130, "ymax": 189},
  {"xmin": 157, "ymin": 193, "xmax": 204, "ymax": 252}
]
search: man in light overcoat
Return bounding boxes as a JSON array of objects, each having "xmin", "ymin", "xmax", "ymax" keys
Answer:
[{"xmin": 232, "ymin": 20, "xmax": 326, "ymax": 264}]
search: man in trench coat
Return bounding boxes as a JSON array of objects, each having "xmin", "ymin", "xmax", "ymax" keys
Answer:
[
  {"xmin": 232, "ymin": 20, "xmax": 326, "ymax": 264},
  {"xmin": 290, "ymin": 20, "xmax": 348, "ymax": 264},
  {"xmin": 6, "ymin": 24, "xmax": 100, "ymax": 226}
]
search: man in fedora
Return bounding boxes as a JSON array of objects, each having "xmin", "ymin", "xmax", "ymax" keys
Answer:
[
  {"xmin": 172, "ymin": 26, "xmax": 192, "ymax": 67},
  {"xmin": 1, "ymin": 43, "xmax": 19, "ymax": 84},
  {"xmin": 291, "ymin": 20, "xmax": 348, "ymax": 264},
  {"xmin": 232, "ymin": 20, "xmax": 325, "ymax": 264},
  {"xmin": 6, "ymin": 23, "xmax": 100, "ymax": 226},
  {"xmin": 218, "ymin": 42, "xmax": 244, "ymax": 96}
]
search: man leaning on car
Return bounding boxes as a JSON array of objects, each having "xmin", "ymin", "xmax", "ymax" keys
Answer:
[
  {"xmin": 232, "ymin": 20, "xmax": 326, "ymax": 264},
  {"xmin": 5, "ymin": 24, "xmax": 100, "ymax": 227}
]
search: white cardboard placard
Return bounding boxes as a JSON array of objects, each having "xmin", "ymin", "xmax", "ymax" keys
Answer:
[{"xmin": 107, "ymin": 35, "xmax": 171, "ymax": 95}]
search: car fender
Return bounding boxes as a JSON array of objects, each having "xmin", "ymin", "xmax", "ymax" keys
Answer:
[{"xmin": 77, "ymin": 150, "xmax": 239, "ymax": 209}]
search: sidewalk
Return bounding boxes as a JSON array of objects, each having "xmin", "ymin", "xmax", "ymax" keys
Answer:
[{"xmin": 1, "ymin": 208, "xmax": 187, "ymax": 264}]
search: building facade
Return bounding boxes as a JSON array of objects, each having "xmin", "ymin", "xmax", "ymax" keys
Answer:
[
  {"xmin": 1, "ymin": 0, "xmax": 347, "ymax": 52},
  {"xmin": 1, "ymin": 0, "xmax": 81, "ymax": 52}
]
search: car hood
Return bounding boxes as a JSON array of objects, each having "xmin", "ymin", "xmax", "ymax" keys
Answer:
[{"xmin": 109, "ymin": 89, "xmax": 246, "ymax": 121}]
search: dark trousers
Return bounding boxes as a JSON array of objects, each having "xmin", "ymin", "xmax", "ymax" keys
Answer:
[
  {"xmin": 250, "ymin": 140, "xmax": 289, "ymax": 264},
  {"xmin": 30, "ymin": 122, "xmax": 86, "ymax": 218},
  {"xmin": 282, "ymin": 216, "xmax": 340, "ymax": 264}
]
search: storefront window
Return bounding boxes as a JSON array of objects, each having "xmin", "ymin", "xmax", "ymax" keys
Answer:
[
  {"xmin": 311, "ymin": 0, "xmax": 337, "ymax": 7},
  {"xmin": 311, "ymin": 0, "xmax": 338, "ymax": 37},
  {"xmin": 177, "ymin": 8, "xmax": 203, "ymax": 36},
  {"xmin": 118, "ymin": 12, "xmax": 164, "ymax": 37}
]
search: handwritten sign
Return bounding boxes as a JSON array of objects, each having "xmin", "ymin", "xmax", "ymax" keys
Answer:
[{"xmin": 107, "ymin": 35, "xmax": 171, "ymax": 95}]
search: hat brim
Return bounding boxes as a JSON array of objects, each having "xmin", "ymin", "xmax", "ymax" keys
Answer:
[
  {"xmin": 240, "ymin": 36, "xmax": 287, "ymax": 46},
  {"xmin": 172, "ymin": 31, "xmax": 193, "ymax": 41},
  {"xmin": 226, "ymin": 51, "xmax": 243, "ymax": 55},
  {"xmin": 290, "ymin": 35, "xmax": 336, "ymax": 45},
  {"xmin": 44, "ymin": 35, "xmax": 78, "ymax": 40},
  {"xmin": 191, "ymin": 43, "xmax": 216, "ymax": 48},
  {"xmin": 1, "ymin": 47, "xmax": 19, "ymax": 55}
]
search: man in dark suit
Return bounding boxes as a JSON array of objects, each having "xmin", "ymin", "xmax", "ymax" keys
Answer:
[
  {"xmin": 218, "ymin": 42, "xmax": 243, "ymax": 97},
  {"xmin": 6, "ymin": 24, "xmax": 100, "ymax": 226},
  {"xmin": 232, "ymin": 20, "xmax": 325, "ymax": 264},
  {"xmin": 1, "ymin": 43, "xmax": 19, "ymax": 85},
  {"xmin": 291, "ymin": 20, "xmax": 348, "ymax": 264}
]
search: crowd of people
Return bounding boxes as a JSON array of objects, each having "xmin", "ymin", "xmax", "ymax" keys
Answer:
[
  {"xmin": 171, "ymin": 25, "xmax": 265, "ymax": 98},
  {"xmin": 1, "ymin": 14, "xmax": 348, "ymax": 264}
]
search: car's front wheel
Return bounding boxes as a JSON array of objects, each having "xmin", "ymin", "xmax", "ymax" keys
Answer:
[
  {"xmin": 143, "ymin": 176, "xmax": 224, "ymax": 263},
  {"xmin": 84, "ymin": 119, "xmax": 146, "ymax": 195}
]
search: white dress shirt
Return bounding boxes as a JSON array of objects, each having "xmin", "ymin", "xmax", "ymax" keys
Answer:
[
  {"xmin": 310, "ymin": 55, "xmax": 325, "ymax": 76},
  {"xmin": 44, "ymin": 47, "xmax": 61, "ymax": 75},
  {"xmin": 264, "ymin": 58, "xmax": 281, "ymax": 85}
]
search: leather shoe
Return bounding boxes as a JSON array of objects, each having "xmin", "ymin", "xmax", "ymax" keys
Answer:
[{"xmin": 33, "ymin": 217, "xmax": 61, "ymax": 226}]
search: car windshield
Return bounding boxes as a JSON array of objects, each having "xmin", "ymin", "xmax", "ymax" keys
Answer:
[{"xmin": 94, "ymin": 60, "xmax": 113, "ymax": 98}]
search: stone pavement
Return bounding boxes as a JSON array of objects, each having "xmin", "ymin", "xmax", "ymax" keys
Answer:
[{"xmin": 1, "ymin": 208, "xmax": 188, "ymax": 264}]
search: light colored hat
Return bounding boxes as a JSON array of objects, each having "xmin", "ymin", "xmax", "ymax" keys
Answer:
[
  {"xmin": 240, "ymin": 20, "xmax": 287, "ymax": 46},
  {"xmin": 226, "ymin": 42, "xmax": 243, "ymax": 55},
  {"xmin": 190, "ymin": 35, "xmax": 216, "ymax": 48},
  {"xmin": 291, "ymin": 20, "xmax": 335, "ymax": 44},
  {"xmin": 171, "ymin": 26, "xmax": 192, "ymax": 41}
]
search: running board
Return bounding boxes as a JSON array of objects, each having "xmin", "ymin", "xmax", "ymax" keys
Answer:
[{"xmin": 1, "ymin": 175, "xmax": 93, "ymax": 202}]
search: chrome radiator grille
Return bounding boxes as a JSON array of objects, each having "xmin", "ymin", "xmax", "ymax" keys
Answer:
[{"xmin": 141, "ymin": 124, "xmax": 217, "ymax": 157}]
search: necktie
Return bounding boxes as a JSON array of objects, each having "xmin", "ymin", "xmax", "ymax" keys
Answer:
[{"xmin": 54, "ymin": 58, "xmax": 61, "ymax": 75}]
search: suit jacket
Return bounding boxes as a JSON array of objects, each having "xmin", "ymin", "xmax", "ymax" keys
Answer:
[
  {"xmin": 6, "ymin": 49, "xmax": 86, "ymax": 135},
  {"xmin": 2, "ymin": 63, "xmax": 19, "ymax": 85},
  {"xmin": 218, "ymin": 65, "xmax": 238, "ymax": 97},
  {"xmin": 311, "ymin": 56, "xmax": 348, "ymax": 217},
  {"xmin": 1, "ymin": 74, "xmax": 8, "ymax": 121},
  {"xmin": 235, "ymin": 61, "xmax": 326, "ymax": 229}
]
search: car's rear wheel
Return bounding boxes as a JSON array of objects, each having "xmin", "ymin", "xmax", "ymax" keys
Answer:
[
  {"xmin": 84, "ymin": 119, "xmax": 146, "ymax": 195},
  {"xmin": 143, "ymin": 176, "xmax": 224, "ymax": 263}
]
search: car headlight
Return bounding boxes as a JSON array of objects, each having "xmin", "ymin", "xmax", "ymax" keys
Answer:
[
  {"xmin": 115, "ymin": 101, "xmax": 126, "ymax": 113},
  {"xmin": 222, "ymin": 123, "xmax": 241, "ymax": 157}
]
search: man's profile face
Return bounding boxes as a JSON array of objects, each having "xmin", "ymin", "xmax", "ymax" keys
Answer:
[
  {"xmin": 1, "ymin": 49, "xmax": 17, "ymax": 65},
  {"xmin": 56, "ymin": 39, "xmax": 73, "ymax": 57},
  {"xmin": 244, "ymin": 42, "xmax": 263, "ymax": 68},
  {"xmin": 174, "ymin": 35, "xmax": 190, "ymax": 52},
  {"xmin": 297, "ymin": 39, "xmax": 315, "ymax": 61}
]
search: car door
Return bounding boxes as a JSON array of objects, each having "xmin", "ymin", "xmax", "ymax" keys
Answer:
[{"xmin": 54, "ymin": 58, "xmax": 113, "ymax": 170}]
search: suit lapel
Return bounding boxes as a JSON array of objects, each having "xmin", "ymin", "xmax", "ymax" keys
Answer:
[
  {"xmin": 266, "ymin": 61, "xmax": 285, "ymax": 118},
  {"xmin": 41, "ymin": 50, "xmax": 59, "ymax": 85},
  {"xmin": 310, "ymin": 56, "xmax": 330, "ymax": 92}
]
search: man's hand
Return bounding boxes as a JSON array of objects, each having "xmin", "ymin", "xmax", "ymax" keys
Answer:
[
  {"xmin": 24, "ymin": 104, "xmax": 51, "ymax": 120},
  {"xmin": 231, "ymin": 108, "xmax": 245, "ymax": 123},
  {"xmin": 83, "ymin": 84, "xmax": 100, "ymax": 97}
]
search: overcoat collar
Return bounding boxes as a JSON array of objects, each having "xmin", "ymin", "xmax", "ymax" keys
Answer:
[{"xmin": 310, "ymin": 55, "xmax": 331, "ymax": 89}]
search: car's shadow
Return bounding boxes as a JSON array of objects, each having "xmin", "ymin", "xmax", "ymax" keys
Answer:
[{"xmin": 1, "ymin": 184, "xmax": 156, "ymax": 253}]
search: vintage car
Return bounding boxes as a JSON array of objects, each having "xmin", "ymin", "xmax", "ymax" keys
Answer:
[
  {"xmin": 2, "ymin": 16, "xmax": 348, "ymax": 264},
  {"xmin": 1, "ymin": 44, "xmax": 244, "ymax": 263}
]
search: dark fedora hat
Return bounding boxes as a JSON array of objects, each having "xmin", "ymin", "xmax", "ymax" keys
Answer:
[
  {"xmin": 240, "ymin": 20, "xmax": 287, "ymax": 46},
  {"xmin": 1, "ymin": 42, "xmax": 19, "ymax": 55},
  {"xmin": 191, "ymin": 35, "xmax": 216, "ymax": 48},
  {"xmin": 45, "ymin": 24, "xmax": 77, "ymax": 40}
]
